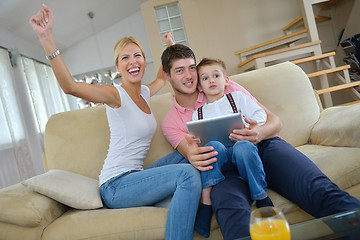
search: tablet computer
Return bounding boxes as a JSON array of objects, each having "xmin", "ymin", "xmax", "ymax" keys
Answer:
[{"xmin": 186, "ymin": 113, "xmax": 244, "ymax": 147}]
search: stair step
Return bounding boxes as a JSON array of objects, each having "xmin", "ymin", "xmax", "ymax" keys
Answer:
[
  {"xmin": 234, "ymin": 29, "xmax": 308, "ymax": 55},
  {"xmin": 317, "ymin": 81, "xmax": 360, "ymax": 95},
  {"xmin": 307, "ymin": 65, "xmax": 350, "ymax": 78},
  {"xmin": 238, "ymin": 40, "xmax": 322, "ymax": 68},
  {"xmin": 291, "ymin": 51, "xmax": 336, "ymax": 64}
]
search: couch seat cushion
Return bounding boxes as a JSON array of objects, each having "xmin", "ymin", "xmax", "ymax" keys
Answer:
[
  {"xmin": 42, "ymin": 207, "xmax": 168, "ymax": 240},
  {"xmin": 0, "ymin": 183, "xmax": 68, "ymax": 227}
]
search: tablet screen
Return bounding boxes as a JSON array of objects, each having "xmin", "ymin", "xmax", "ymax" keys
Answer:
[{"xmin": 186, "ymin": 113, "xmax": 244, "ymax": 147}]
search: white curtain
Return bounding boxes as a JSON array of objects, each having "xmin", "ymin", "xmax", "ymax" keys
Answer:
[
  {"xmin": 0, "ymin": 48, "xmax": 78, "ymax": 189},
  {"xmin": 0, "ymin": 49, "xmax": 34, "ymax": 187},
  {"xmin": 18, "ymin": 57, "xmax": 75, "ymax": 138}
]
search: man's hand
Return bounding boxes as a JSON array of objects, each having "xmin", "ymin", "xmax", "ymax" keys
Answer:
[
  {"xmin": 180, "ymin": 134, "xmax": 218, "ymax": 171},
  {"xmin": 229, "ymin": 118, "xmax": 262, "ymax": 144}
]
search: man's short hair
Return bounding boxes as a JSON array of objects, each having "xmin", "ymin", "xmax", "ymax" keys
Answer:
[
  {"xmin": 197, "ymin": 58, "xmax": 227, "ymax": 75},
  {"xmin": 161, "ymin": 44, "xmax": 196, "ymax": 74}
]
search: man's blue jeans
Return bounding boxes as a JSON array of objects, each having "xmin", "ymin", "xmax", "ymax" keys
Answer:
[{"xmin": 100, "ymin": 160, "xmax": 201, "ymax": 240}]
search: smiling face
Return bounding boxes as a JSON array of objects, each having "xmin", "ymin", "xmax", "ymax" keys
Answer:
[
  {"xmin": 198, "ymin": 64, "xmax": 229, "ymax": 103},
  {"xmin": 167, "ymin": 57, "xmax": 198, "ymax": 95},
  {"xmin": 116, "ymin": 43, "xmax": 146, "ymax": 83}
]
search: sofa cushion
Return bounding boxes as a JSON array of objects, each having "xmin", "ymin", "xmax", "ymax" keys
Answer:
[
  {"xmin": 0, "ymin": 222, "xmax": 44, "ymax": 240},
  {"xmin": 144, "ymin": 92, "xmax": 176, "ymax": 167},
  {"xmin": 0, "ymin": 183, "xmax": 67, "ymax": 227},
  {"xmin": 310, "ymin": 105, "xmax": 360, "ymax": 148},
  {"xmin": 230, "ymin": 62, "xmax": 320, "ymax": 147},
  {"xmin": 43, "ymin": 93, "xmax": 176, "ymax": 177},
  {"xmin": 42, "ymin": 207, "xmax": 168, "ymax": 240},
  {"xmin": 43, "ymin": 106, "xmax": 109, "ymax": 179},
  {"xmin": 22, "ymin": 169, "xmax": 103, "ymax": 210}
]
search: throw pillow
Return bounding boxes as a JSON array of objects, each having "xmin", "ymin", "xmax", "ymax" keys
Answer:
[{"xmin": 22, "ymin": 169, "xmax": 103, "ymax": 209}]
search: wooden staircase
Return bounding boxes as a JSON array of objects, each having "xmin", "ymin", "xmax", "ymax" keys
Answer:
[
  {"xmin": 290, "ymin": 52, "xmax": 360, "ymax": 106},
  {"xmin": 234, "ymin": 0, "xmax": 360, "ymax": 108}
]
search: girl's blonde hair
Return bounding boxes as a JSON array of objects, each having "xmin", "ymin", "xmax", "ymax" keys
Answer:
[{"xmin": 113, "ymin": 36, "xmax": 146, "ymax": 66}]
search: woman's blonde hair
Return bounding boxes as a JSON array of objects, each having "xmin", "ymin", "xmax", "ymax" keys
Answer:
[{"xmin": 113, "ymin": 36, "xmax": 146, "ymax": 66}]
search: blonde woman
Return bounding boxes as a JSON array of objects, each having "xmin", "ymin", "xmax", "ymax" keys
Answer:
[{"xmin": 29, "ymin": 5, "xmax": 201, "ymax": 240}]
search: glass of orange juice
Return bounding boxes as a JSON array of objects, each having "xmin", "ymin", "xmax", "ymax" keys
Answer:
[{"xmin": 250, "ymin": 207, "xmax": 290, "ymax": 240}]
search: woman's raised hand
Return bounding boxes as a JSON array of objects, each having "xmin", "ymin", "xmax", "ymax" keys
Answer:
[
  {"xmin": 161, "ymin": 32, "xmax": 175, "ymax": 47},
  {"xmin": 29, "ymin": 4, "xmax": 53, "ymax": 39}
]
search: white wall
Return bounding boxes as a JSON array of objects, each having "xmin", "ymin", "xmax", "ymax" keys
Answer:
[
  {"xmin": 62, "ymin": 10, "xmax": 156, "ymax": 85},
  {"xmin": 0, "ymin": 27, "xmax": 46, "ymax": 63},
  {"xmin": 142, "ymin": 0, "xmax": 303, "ymax": 77},
  {"xmin": 0, "ymin": 10, "xmax": 157, "ymax": 85}
]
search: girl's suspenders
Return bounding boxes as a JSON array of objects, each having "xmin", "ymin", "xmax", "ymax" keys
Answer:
[{"xmin": 197, "ymin": 93, "xmax": 238, "ymax": 120}]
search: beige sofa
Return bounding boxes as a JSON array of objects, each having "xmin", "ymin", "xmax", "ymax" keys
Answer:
[{"xmin": 1, "ymin": 62, "xmax": 359, "ymax": 240}]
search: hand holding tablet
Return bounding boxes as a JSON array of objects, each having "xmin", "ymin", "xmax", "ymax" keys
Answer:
[{"xmin": 186, "ymin": 113, "xmax": 244, "ymax": 147}]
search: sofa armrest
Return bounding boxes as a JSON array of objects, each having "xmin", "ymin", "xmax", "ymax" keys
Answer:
[
  {"xmin": 0, "ymin": 183, "xmax": 68, "ymax": 228},
  {"xmin": 310, "ymin": 105, "xmax": 360, "ymax": 148}
]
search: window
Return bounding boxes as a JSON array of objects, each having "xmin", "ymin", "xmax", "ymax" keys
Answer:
[{"xmin": 155, "ymin": 2, "xmax": 188, "ymax": 49}]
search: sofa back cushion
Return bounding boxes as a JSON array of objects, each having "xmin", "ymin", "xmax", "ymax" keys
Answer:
[
  {"xmin": 44, "ymin": 105, "xmax": 110, "ymax": 179},
  {"xmin": 144, "ymin": 92, "xmax": 175, "ymax": 167},
  {"xmin": 229, "ymin": 62, "xmax": 320, "ymax": 147},
  {"xmin": 43, "ymin": 93, "xmax": 175, "ymax": 179}
]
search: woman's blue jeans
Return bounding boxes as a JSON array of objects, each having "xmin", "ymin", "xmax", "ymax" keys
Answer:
[
  {"xmin": 100, "ymin": 161, "xmax": 201, "ymax": 240},
  {"xmin": 203, "ymin": 140, "xmax": 267, "ymax": 200}
]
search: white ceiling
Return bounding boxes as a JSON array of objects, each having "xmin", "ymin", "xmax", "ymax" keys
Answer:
[{"xmin": 0, "ymin": 0, "xmax": 148, "ymax": 51}]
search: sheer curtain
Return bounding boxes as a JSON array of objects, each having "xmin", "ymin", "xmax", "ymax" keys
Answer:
[
  {"xmin": 0, "ymin": 48, "xmax": 78, "ymax": 189},
  {"xmin": 18, "ymin": 56, "xmax": 75, "ymax": 139},
  {"xmin": 0, "ymin": 48, "xmax": 34, "ymax": 187}
]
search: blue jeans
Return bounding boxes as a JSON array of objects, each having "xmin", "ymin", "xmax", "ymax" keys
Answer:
[
  {"xmin": 203, "ymin": 140, "xmax": 267, "ymax": 200},
  {"xmin": 146, "ymin": 151, "xmax": 189, "ymax": 169},
  {"xmin": 211, "ymin": 137, "xmax": 360, "ymax": 240},
  {"xmin": 100, "ymin": 162, "xmax": 201, "ymax": 240}
]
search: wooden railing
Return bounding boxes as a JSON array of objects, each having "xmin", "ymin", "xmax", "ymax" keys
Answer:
[
  {"xmin": 234, "ymin": 29, "xmax": 308, "ymax": 56},
  {"xmin": 282, "ymin": 15, "xmax": 331, "ymax": 33},
  {"xmin": 238, "ymin": 40, "xmax": 321, "ymax": 68}
]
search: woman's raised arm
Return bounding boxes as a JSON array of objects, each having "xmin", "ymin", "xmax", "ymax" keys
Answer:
[
  {"xmin": 145, "ymin": 32, "xmax": 176, "ymax": 96},
  {"xmin": 29, "ymin": 4, "xmax": 120, "ymax": 108}
]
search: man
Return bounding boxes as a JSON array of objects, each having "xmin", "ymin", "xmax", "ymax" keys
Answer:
[{"xmin": 158, "ymin": 33, "xmax": 360, "ymax": 239}]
